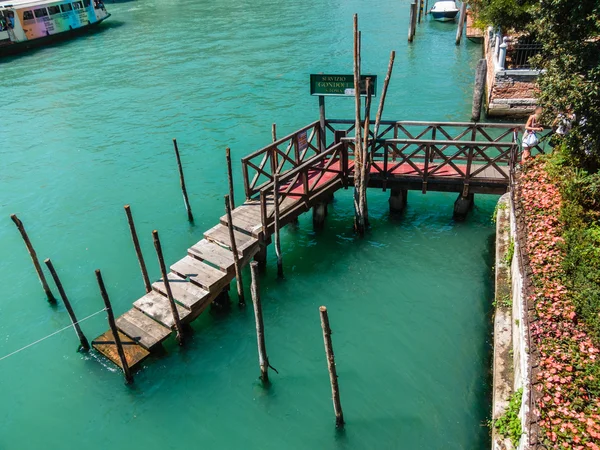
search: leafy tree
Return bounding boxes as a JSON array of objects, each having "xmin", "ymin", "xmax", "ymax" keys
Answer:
[
  {"xmin": 532, "ymin": 0, "xmax": 600, "ymax": 170},
  {"xmin": 467, "ymin": 0, "xmax": 535, "ymax": 32}
]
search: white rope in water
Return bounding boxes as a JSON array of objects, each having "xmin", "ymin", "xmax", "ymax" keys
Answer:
[{"xmin": 0, "ymin": 308, "xmax": 107, "ymax": 362}]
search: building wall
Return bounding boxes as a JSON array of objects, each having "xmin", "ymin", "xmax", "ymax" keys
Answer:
[{"xmin": 484, "ymin": 31, "xmax": 539, "ymax": 119}]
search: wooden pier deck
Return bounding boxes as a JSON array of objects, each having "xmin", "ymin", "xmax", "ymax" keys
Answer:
[
  {"xmin": 93, "ymin": 119, "xmax": 540, "ymax": 371},
  {"xmin": 466, "ymin": 10, "xmax": 484, "ymax": 42}
]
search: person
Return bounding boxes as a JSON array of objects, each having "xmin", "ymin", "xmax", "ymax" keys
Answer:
[
  {"xmin": 550, "ymin": 106, "xmax": 576, "ymax": 148},
  {"xmin": 522, "ymin": 106, "xmax": 544, "ymax": 163}
]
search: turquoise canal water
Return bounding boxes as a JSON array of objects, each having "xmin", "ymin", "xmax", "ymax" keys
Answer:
[{"xmin": 0, "ymin": 1, "xmax": 495, "ymax": 448}]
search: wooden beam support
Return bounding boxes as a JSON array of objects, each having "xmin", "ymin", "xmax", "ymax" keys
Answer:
[
  {"xmin": 124, "ymin": 205, "xmax": 152, "ymax": 293},
  {"xmin": 172, "ymin": 138, "xmax": 194, "ymax": 222},
  {"xmin": 10, "ymin": 214, "xmax": 55, "ymax": 303},
  {"xmin": 45, "ymin": 258, "xmax": 90, "ymax": 352},
  {"xmin": 95, "ymin": 269, "xmax": 133, "ymax": 384}
]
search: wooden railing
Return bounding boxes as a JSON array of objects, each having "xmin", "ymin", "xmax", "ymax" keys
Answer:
[
  {"xmin": 325, "ymin": 119, "xmax": 548, "ymax": 156},
  {"xmin": 241, "ymin": 121, "xmax": 323, "ymax": 199},
  {"xmin": 343, "ymin": 136, "xmax": 517, "ymax": 195},
  {"xmin": 258, "ymin": 142, "xmax": 346, "ymax": 236}
]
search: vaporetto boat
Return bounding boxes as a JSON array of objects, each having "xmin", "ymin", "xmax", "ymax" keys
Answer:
[{"xmin": 0, "ymin": 0, "xmax": 110, "ymax": 56}]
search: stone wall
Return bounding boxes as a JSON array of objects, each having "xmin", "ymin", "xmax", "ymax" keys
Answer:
[
  {"xmin": 484, "ymin": 31, "xmax": 540, "ymax": 119},
  {"xmin": 492, "ymin": 193, "xmax": 530, "ymax": 450}
]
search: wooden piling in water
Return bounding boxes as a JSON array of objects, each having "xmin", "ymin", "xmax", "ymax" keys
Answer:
[
  {"xmin": 471, "ymin": 58, "xmax": 487, "ymax": 121},
  {"xmin": 225, "ymin": 195, "xmax": 245, "ymax": 305},
  {"xmin": 271, "ymin": 123, "xmax": 277, "ymax": 142},
  {"xmin": 152, "ymin": 230, "xmax": 184, "ymax": 345},
  {"xmin": 455, "ymin": 1, "xmax": 467, "ymax": 45},
  {"xmin": 95, "ymin": 269, "xmax": 133, "ymax": 384},
  {"xmin": 353, "ymin": 14, "xmax": 367, "ymax": 236},
  {"xmin": 418, "ymin": 0, "xmax": 424, "ymax": 23},
  {"xmin": 250, "ymin": 261, "xmax": 270, "ymax": 382},
  {"xmin": 10, "ymin": 214, "xmax": 55, "ymax": 303},
  {"xmin": 45, "ymin": 258, "xmax": 90, "ymax": 352},
  {"xmin": 226, "ymin": 147, "xmax": 235, "ymax": 212},
  {"xmin": 408, "ymin": 2, "xmax": 417, "ymax": 42},
  {"xmin": 124, "ymin": 205, "xmax": 151, "ymax": 293},
  {"xmin": 172, "ymin": 138, "xmax": 194, "ymax": 222},
  {"xmin": 319, "ymin": 306, "xmax": 344, "ymax": 428},
  {"xmin": 273, "ymin": 174, "xmax": 283, "ymax": 278}
]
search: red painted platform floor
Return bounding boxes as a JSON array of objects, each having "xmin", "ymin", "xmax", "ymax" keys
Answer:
[{"xmin": 276, "ymin": 158, "xmax": 504, "ymax": 198}]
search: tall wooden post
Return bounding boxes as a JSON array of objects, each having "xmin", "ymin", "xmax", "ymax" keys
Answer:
[
  {"xmin": 10, "ymin": 214, "xmax": 55, "ymax": 303},
  {"xmin": 471, "ymin": 58, "xmax": 487, "ymax": 121},
  {"xmin": 273, "ymin": 174, "xmax": 283, "ymax": 278},
  {"xmin": 408, "ymin": 2, "xmax": 417, "ymax": 42},
  {"xmin": 152, "ymin": 230, "xmax": 184, "ymax": 345},
  {"xmin": 250, "ymin": 261, "xmax": 270, "ymax": 382},
  {"xmin": 124, "ymin": 205, "xmax": 151, "ymax": 293},
  {"xmin": 360, "ymin": 77, "xmax": 373, "ymax": 231},
  {"xmin": 318, "ymin": 95, "xmax": 326, "ymax": 152},
  {"xmin": 319, "ymin": 306, "xmax": 344, "ymax": 428},
  {"xmin": 271, "ymin": 123, "xmax": 277, "ymax": 142},
  {"xmin": 225, "ymin": 147, "xmax": 235, "ymax": 212},
  {"xmin": 45, "ymin": 258, "xmax": 90, "ymax": 352},
  {"xmin": 95, "ymin": 269, "xmax": 133, "ymax": 384},
  {"xmin": 418, "ymin": 0, "xmax": 424, "ymax": 23},
  {"xmin": 371, "ymin": 51, "xmax": 396, "ymax": 157},
  {"xmin": 353, "ymin": 14, "xmax": 365, "ymax": 236},
  {"xmin": 172, "ymin": 138, "xmax": 194, "ymax": 222},
  {"xmin": 225, "ymin": 195, "xmax": 245, "ymax": 305},
  {"xmin": 455, "ymin": 1, "xmax": 467, "ymax": 45},
  {"xmin": 425, "ymin": 0, "xmax": 429, "ymax": 14}
]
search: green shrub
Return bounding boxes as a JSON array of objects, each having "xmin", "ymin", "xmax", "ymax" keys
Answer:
[{"xmin": 494, "ymin": 388, "xmax": 523, "ymax": 446}]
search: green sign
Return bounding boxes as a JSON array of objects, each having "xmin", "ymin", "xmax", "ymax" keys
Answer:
[{"xmin": 310, "ymin": 74, "xmax": 377, "ymax": 97}]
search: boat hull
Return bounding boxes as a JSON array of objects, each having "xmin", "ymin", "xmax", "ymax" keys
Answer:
[
  {"xmin": 431, "ymin": 10, "xmax": 459, "ymax": 21},
  {"xmin": 0, "ymin": 15, "xmax": 110, "ymax": 58}
]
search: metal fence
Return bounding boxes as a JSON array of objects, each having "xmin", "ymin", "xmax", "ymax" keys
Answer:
[{"xmin": 506, "ymin": 36, "xmax": 543, "ymax": 69}]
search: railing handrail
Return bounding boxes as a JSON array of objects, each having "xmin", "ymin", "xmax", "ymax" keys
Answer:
[
  {"xmin": 326, "ymin": 119, "xmax": 526, "ymax": 129},
  {"xmin": 241, "ymin": 120, "xmax": 320, "ymax": 162},
  {"xmin": 341, "ymin": 137, "xmax": 517, "ymax": 147}
]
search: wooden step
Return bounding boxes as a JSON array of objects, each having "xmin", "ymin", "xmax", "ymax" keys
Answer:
[
  {"xmin": 133, "ymin": 291, "xmax": 192, "ymax": 329},
  {"xmin": 188, "ymin": 239, "xmax": 236, "ymax": 273},
  {"xmin": 204, "ymin": 223, "xmax": 259, "ymax": 257},
  {"xmin": 92, "ymin": 329, "xmax": 150, "ymax": 371},
  {"xmin": 219, "ymin": 201, "xmax": 263, "ymax": 236},
  {"xmin": 170, "ymin": 255, "xmax": 230, "ymax": 293},
  {"xmin": 152, "ymin": 271, "xmax": 210, "ymax": 311},
  {"xmin": 116, "ymin": 308, "xmax": 171, "ymax": 350}
]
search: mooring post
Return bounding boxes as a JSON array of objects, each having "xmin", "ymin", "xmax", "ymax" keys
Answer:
[
  {"xmin": 318, "ymin": 95, "xmax": 326, "ymax": 153},
  {"xmin": 124, "ymin": 205, "xmax": 152, "ymax": 293},
  {"xmin": 408, "ymin": 2, "xmax": 417, "ymax": 42},
  {"xmin": 45, "ymin": 258, "xmax": 90, "ymax": 352},
  {"xmin": 273, "ymin": 175, "xmax": 283, "ymax": 278},
  {"xmin": 225, "ymin": 147, "xmax": 235, "ymax": 212},
  {"xmin": 271, "ymin": 123, "xmax": 277, "ymax": 142},
  {"xmin": 172, "ymin": 138, "xmax": 194, "ymax": 223},
  {"xmin": 425, "ymin": 0, "xmax": 429, "ymax": 15},
  {"xmin": 418, "ymin": 0, "xmax": 423, "ymax": 23},
  {"xmin": 152, "ymin": 230, "xmax": 184, "ymax": 345},
  {"xmin": 95, "ymin": 269, "xmax": 133, "ymax": 384},
  {"xmin": 10, "ymin": 214, "xmax": 55, "ymax": 303},
  {"xmin": 319, "ymin": 306, "xmax": 344, "ymax": 427},
  {"xmin": 225, "ymin": 195, "xmax": 245, "ymax": 305},
  {"xmin": 250, "ymin": 261, "xmax": 270, "ymax": 382},
  {"xmin": 455, "ymin": 1, "xmax": 467, "ymax": 45},
  {"xmin": 471, "ymin": 59, "xmax": 487, "ymax": 121}
]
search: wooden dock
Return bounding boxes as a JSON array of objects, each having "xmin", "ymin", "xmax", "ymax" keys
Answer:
[
  {"xmin": 466, "ymin": 10, "xmax": 484, "ymax": 42},
  {"xmin": 93, "ymin": 119, "xmax": 541, "ymax": 371}
]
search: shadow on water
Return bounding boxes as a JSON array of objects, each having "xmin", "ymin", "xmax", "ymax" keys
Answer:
[{"xmin": 0, "ymin": 21, "xmax": 124, "ymax": 64}]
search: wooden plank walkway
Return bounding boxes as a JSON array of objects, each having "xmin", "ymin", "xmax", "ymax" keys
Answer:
[
  {"xmin": 92, "ymin": 166, "xmax": 340, "ymax": 370},
  {"xmin": 92, "ymin": 119, "xmax": 525, "ymax": 372}
]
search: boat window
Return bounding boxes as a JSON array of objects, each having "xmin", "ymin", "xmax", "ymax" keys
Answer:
[
  {"xmin": 72, "ymin": 1, "xmax": 83, "ymax": 9},
  {"xmin": 60, "ymin": 3, "xmax": 72, "ymax": 11},
  {"xmin": 47, "ymin": 5, "xmax": 61, "ymax": 15},
  {"xmin": 83, "ymin": 0, "xmax": 90, "ymax": 7},
  {"xmin": 34, "ymin": 7, "xmax": 48, "ymax": 17},
  {"xmin": 22, "ymin": 10, "xmax": 34, "ymax": 20}
]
